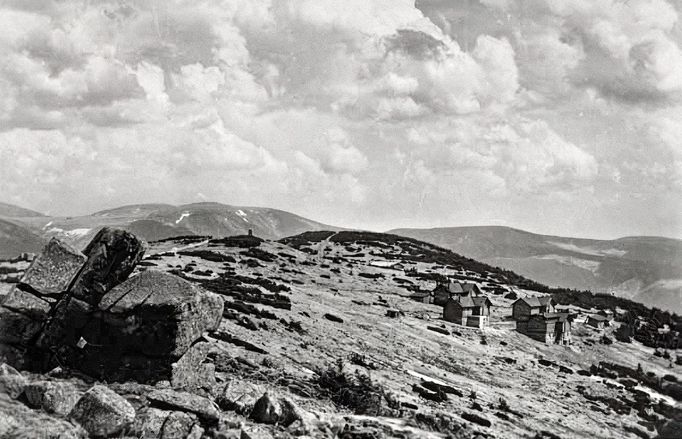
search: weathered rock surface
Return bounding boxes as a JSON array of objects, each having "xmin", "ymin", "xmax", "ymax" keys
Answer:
[
  {"xmin": 24, "ymin": 380, "xmax": 81, "ymax": 415},
  {"xmin": 0, "ymin": 239, "xmax": 82, "ymax": 369},
  {"xmin": 147, "ymin": 388, "xmax": 220, "ymax": 424},
  {"xmin": 0, "ymin": 392, "xmax": 86, "ymax": 438},
  {"xmin": 0, "ymin": 363, "xmax": 26, "ymax": 399},
  {"xmin": 170, "ymin": 342, "xmax": 216, "ymax": 392},
  {"xmin": 217, "ymin": 381, "xmax": 262, "ymax": 414},
  {"xmin": 69, "ymin": 385, "xmax": 135, "ymax": 437},
  {"xmin": 134, "ymin": 407, "xmax": 205, "ymax": 439},
  {"xmin": 97, "ymin": 270, "xmax": 223, "ymax": 356},
  {"xmin": 69, "ymin": 227, "xmax": 146, "ymax": 305},
  {"xmin": 19, "ymin": 238, "xmax": 86, "ymax": 296},
  {"xmin": 249, "ymin": 392, "xmax": 300, "ymax": 426},
  {"xmin": 0, "ymin": 288, "xmax": 52, "ymax": 347},
  {"xmin": 65, "ymin": 271, "xmax": 223, "ymax": 383}
]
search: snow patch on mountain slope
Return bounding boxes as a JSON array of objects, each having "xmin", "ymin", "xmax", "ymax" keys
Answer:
[
  {"xmin": 548, "ymin": 241, "xmax": 627, "ymax": 257},
  {"xmin": 175, "ymin": 212, "xmax": 191, "ymax": 224}
]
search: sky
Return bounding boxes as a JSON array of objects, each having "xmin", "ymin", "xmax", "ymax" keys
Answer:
[{"xmin": 0, "ymin": 0, "xmax": 680, "ymax": 239}]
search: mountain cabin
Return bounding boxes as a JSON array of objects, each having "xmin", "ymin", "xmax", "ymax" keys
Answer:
[
  {"xmin": 511, "ymin": 296, "xmax": 556, "ymax": 320},
  {"xmin": 443, "ymin": 296, "xmax": 492, "ymax": 328},
  {"xmin": 433, "ymin": 281, "xmax": 483, "ymax": 306},
  {"xmin": 515, "ymin": 313, "xmax": 572, "ymax": 345},
  {"xmin": 586, "ymin": 314, "xmax": 609, "ymax": 329},
  {"xmin": 410, "ymin": 291, "xmax": 432, "ymax": 304}
]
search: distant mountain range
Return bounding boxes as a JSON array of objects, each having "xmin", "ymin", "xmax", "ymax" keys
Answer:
[
  {"xmin": 0, "ymin": 202, "xmax": 338, "ymax": 257},
  {"xmin": 389, "ymin": 226, "xmax": 682, "ymax": 314},
  {"xmin": 3, "ymin": 201, "xmax": 680, "ymax": 313}
]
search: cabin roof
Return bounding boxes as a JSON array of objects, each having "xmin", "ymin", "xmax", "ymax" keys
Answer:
[
  {"xmin": 410, "ymin": 291, "xmax": 431, "ymax": 298},
  {"xmin": 450, "ymin": 295, "xmax": 491, "ymax": 308},
  {"xmin": 514, "ymin": 296, "xmax": 554, "ymax": 308}
]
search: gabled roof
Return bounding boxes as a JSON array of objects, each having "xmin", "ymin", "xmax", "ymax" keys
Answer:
[
  {"xmin": 473, "ymin": 296, "xmax": 492, "ymax": 307},
  {"xmin": 410, "ymin": 291, "xmax": 431, "ymax": 298},
  {"xmin": 514, "ymin": 296, "xmax": 554, "ymax": 308},
  {"xmin": 449, "ymin": 295, "xmax": 491, "ymax": 309},
  {"xmin": 462, "ymin": 283, "xmax": 481, "ymax": 293},
  {"xmin": 447, "ymin": 282, "xmax": 465, "ymax": 294}
]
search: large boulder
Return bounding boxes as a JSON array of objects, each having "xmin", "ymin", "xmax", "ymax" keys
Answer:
[
  {"xmin": 36, "ymin": 228, "xmax": 146, "ymax": 370},
  {"xmin": 69, "ymin": 227, "xmax": 146, "ymax": 305},
  {"xmin": 19, "ymin": 238, "xmax": 86, "ymax": 296},
  {"xmin": 69, "ymin": 385, "xmax": 135, "ymax": 437},
  {"xmin": 71, "ymin": 271, "xmax": 223, "ymax": 383}
]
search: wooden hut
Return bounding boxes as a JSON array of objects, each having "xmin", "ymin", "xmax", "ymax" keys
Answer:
[
  {"xmin": 516, "ymin": 313, "xmax": 572, "ymax": 345},
  {"xmin": 433, "ymin": 281, "xmax": 482, "ymax": 306},
  {"xmin": 443, "ymin": 296, "xmax": 492, "ymax": 328},
  {"xmin": 511, "ymin": 296, "xmax": 556, "ymax": 321},
  {"xmin": 586, "ymin": 314, "xmax": 608, "ymax": 329},
  {"xmin": 410, "ymin": 291, "xmax": 432, "ymax": 304}
]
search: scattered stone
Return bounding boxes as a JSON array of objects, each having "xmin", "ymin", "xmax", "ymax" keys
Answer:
[
  {"xmin": 134, "ymin": 407, "xmax": 204, "ymax": 439},
  {"xmin": 0, "ymin": 363, "xmax": 26, "ymax": 399},
  {"xmin": 69, "ymin": 385, "xmax": 135, "ymax": 437},
  {"xmin": 19, "ymin": 238, "xmax": 86, "ymax": 296},
  {"xmin": 147, "ymin": 388, "xmax": 220, "ymax": 424},
  {"xmin": 0, "ymin": 392, "xmax": 86, "ymax": 439},
  {"xmin": 24, "ymin": 380, "xmax": 80, "ymax": 415},
  {"xmin": 217, "ymin": 381, "xmax": 262, "ymax": 414},
  {"xmin": 249, "ymin": 392, "xmax": 301, "ymax": 426},
  {"xmin": 250, "ymin": 392, "xmax": 282, "ymax": 424}
]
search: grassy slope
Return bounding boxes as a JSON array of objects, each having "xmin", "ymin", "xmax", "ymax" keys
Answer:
[{"xmin": 126, "ymin": 230, "xmax": 681, "ymax": 438}]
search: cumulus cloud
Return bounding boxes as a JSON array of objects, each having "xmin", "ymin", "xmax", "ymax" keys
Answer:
[{"xmin": 0, "ymin": 0, "xmax": 679, "ymax": 237}]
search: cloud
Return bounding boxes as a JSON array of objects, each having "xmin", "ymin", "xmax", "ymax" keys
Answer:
[{"xmin": 0, "ymin": 0, "xmax": 679, "ymax": 237}]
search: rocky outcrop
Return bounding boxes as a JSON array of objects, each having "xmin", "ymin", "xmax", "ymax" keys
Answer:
[
  {"xmin": 69, "ymin": 270, "xmax": 223, "ymax": 384},
  {"xmin": 1, "ymin": 227, "xmax": 223, "ymax": 391},
  {"xmin": 0, "ymin": 238, "xmax": 86, "ymax": 369},
  {"xmin": 68, "ymin": 385, "xmax": 135, "ymax": 437}
]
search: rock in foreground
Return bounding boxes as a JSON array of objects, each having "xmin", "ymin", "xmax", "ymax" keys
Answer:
[
  {"xmin": 69, "ymin": 385, "xmax": 135, "ymax": 437},
  {"xmin": 73, "ymin": 270, "xmax": 223, "ymax": 383}
]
